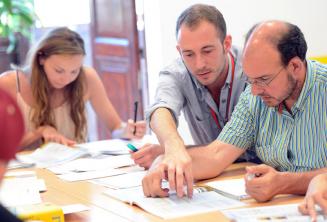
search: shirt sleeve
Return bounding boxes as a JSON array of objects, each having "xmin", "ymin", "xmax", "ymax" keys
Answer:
[
  {"xmin": 145, "ymin": 69, "xmax": 185, "ymax": 126},
  {"xmin": 218, "ymin": 86, "xmax": 255, "ymax": 149}
]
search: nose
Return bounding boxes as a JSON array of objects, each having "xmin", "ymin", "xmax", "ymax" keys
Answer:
[
  {"xmin": 251, "ymin": 84, "xmax": 264, "ymax": 96},
  {"xmin": 195, "ymin": 55, "xmax": 206, "ymax": 70},
  {"xmin": 60, "ymin": 74, "xmax": 73, "ymax": 85}
]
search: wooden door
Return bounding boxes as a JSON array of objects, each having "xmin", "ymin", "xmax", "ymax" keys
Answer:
[{"xmin": 90, "ymin": 0, "xmax": 142, "ymax": 139}]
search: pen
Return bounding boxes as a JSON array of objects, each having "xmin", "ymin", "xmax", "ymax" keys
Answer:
[
  {"xmin": 133, "ymin": 101, "xmax": 138, "ymax": 135},
  {"xmin": 127, "ymin": 143, "xmax": 138, "ymax": 152}
]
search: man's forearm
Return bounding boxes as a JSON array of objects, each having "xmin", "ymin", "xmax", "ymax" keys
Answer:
[
  {"xmin": 189, "ymin": 141, "xmax": 245, "ymax": 180},
  {"xmin": 150, "ymin": 108, "xmax": 185, "ymax": 153},
  {"xmin": 279, "ymin": 168, "xmax": 327, "ymax": 195}
]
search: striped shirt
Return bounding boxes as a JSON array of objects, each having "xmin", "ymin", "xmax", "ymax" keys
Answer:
[{"xmin": 218, "ymin": 60, "xmax": 327, "ymax": 172}]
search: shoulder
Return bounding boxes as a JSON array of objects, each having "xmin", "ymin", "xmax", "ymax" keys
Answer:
[
  {"xmin": 230, "ymin": 45, "xmax": 247, "ymax": 81},
  {"xmin": 82, "ymin": 66, "xmax": 104, "ymax": 97},
  {"xmin": 312, "ymin": 60, "xmax": 327, "ymax": 86},
  {"xmin": 82, "ymin": 66, "xmax": 102, "ymax": 84}
]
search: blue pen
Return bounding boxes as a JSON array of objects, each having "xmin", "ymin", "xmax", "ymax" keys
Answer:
[{"xmin": 127, "ymin": 143, "xmax": 138, "ymax": 152}]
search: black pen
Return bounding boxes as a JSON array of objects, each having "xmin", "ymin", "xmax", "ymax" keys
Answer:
[{"xmin": 133, "ymin": 101, "xmax": 138, "ymax": 135}]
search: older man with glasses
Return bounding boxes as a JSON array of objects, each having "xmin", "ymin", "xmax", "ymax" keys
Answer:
[{"xmin": 142, "ymin": 20, "xmax": 327, "ymax": 204}]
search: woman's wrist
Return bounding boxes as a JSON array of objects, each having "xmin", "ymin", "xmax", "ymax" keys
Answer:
[{"xmin": 111, "ymin": 122, "xmax": 127, "ymax": 139}]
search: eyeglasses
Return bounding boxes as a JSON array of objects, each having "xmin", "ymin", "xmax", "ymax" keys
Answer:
[{"xmin": 246, "ymin": 66, "xmax": 285, "ymax": 87}]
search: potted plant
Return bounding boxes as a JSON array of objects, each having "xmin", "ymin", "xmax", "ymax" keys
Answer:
[{"xmin": 0, "ymin": 0, "xmax": 36, "ymax": 71}]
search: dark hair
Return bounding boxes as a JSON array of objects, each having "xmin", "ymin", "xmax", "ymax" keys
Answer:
[
  {"xmin": 176, "ymin": 4, "xmax": 226, "ymax": 42},
  {"xmin": 277, "ymin": 23, "xmax": 307, "ymax": 66}
]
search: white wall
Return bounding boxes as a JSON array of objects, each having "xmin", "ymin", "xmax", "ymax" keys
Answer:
[{"xmin": 143, "ymin": 0, "xmax": 327, "ymax": 144}]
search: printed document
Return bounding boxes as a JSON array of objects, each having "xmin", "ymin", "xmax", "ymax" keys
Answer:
[
  {"xmin": 104, "ymin": 186, "xmax": 245, "ymax": 219},
  {"xmin": 222, "ymin": 203, "xmax": 327, "ymax": 222}
]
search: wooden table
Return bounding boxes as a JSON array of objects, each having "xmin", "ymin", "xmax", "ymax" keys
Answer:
[{"xmin": 24, "ymin": 163, "xmax": 304, "ymax": 222}]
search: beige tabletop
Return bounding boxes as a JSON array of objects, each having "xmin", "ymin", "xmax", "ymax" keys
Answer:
[{"xmin": 23, "ymin": 162, "xmax": 304, "ymax": 222}]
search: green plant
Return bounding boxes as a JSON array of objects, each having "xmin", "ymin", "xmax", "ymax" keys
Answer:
[{"xmin": 0, "ymin": 0, "xmax": 36, "ymax": 53}]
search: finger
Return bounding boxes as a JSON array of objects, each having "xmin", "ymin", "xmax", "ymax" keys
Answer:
[
  {"xmin": 167, "ymin": 163, "xmax": 176, "ymax": 191},
  {"xmin": 307, "ymin": 197, "xmax": 317, "ymax": 221},
  {"xmin": 184, "ymin": 165, "xmax": 194, "ymax": 198},
  {"xmin": 142, "ymin": 175, "xmax": 151, "ymax": 197},
  {"xmin": 150, "ymin": 166, "xmax": 169, "ymax": 197},
  {"xmin": 246, "ymin": 164, "xmax": 270, "ymax": 175},
  {"xmin": 131, "ymin": 147, "xmax": 149, "ymax": 159},
  {"xmin": 313, "ymin": 195, "xmax": 327, "ymax": 215},
  {"xmin": 298, "ymin": 202, "xmax": 309, "ymax": 215},
  {"xmin": 175, "ymin": 165, "xmax": 185, "ymax": 197}
]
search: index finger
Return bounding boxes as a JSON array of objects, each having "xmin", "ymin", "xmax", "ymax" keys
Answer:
[
  {"xmin": 184, "ymin": 165, "xmax": 194, "ymax": 198},
  {"xmin": 307, "ymin": 197, "xmax": 317, "ymax": 222}
]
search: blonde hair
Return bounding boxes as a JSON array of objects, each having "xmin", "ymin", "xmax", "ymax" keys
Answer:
[{"xmin": 27, "ymin": 27, "xmax": 86, "ymax": 141}]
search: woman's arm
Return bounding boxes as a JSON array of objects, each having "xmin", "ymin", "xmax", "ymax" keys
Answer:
[{"xmin": 84, "ymin": 67, "xmax": 146, "ymax": 139}]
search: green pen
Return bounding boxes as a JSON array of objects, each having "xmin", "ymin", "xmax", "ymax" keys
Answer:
[{"xmin": 127, "ymin": 143, "xmax": 138, "ymax": 152}]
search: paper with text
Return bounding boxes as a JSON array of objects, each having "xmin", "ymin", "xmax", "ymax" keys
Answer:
[
  {"xmin": 222, "ymin": 203, "xmax": 327, "ymax": 221},
  {"xmin": 104, "ymin": 186, "xmax": 245, "ymax": 219}
]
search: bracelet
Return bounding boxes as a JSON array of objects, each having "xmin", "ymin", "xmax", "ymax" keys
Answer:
[{"xmin": 111, "ymin": 122, "xmax": 127, "ymax": 139}]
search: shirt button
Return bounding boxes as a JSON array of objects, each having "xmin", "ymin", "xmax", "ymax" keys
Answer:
[{"xmin": 222, "ymin": 99, "xmax": 226, "ymax": 103}]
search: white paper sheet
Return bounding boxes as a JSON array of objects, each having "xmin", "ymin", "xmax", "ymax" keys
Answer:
[
  {"xmin": 16, "ymin": 142, "xmax": 89, "ymax": 168},
  {"xmin": 205, "ymin": 178, "xmax": 250, "ymax": 200},
  {"xmin": 222, "ymin": 203, "xmax": 327, "ymax": 222},
  {"xmin": 91, "ymin": 171, "xmax": 146, "ymax": 189},
  {"xmin": 0, "ymin": 177, "xmax": 42, "ymax": 207},
  {"xmin": 58, "ymin": 168, "xmax": 125, "ymax": 182},
  {"xmin": 104, "ymin": 186, "xmax": 246, "ymax": 219},
  {"xmin": 48, "ymin": 155, "xmax": 134, "ymax": 174}
]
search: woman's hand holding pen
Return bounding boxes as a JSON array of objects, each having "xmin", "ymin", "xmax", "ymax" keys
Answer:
[{"xmin": 123, "ymin": 119, "xmax": 146, "ymax": 139}]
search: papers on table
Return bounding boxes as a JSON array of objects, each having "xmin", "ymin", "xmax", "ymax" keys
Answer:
[
  {"xmin": 104, "ymin": 186, "xmax": 246, "ymax": 219},
  {"xmin": 48, "ymin": 155, "xmax": 134, "ymax": 174},
  {"xmin": 16, "ymin": 142, "xmax": 89, "ymax": 168},
  {"xmin": 91, "ymin": 171, "xmax": 146, "ymax": 189},
  {"xmin": 77, "ymin": 139, "xmax": 134, "ymax": 155},
  {"xmin": 205, "ymin": 178, "xmax": 250, "ymax": 200},
  {"xmin": 222, "ymin": 203, "xmax": 327, "ymax": 222},
  {"xmin": 58, "ymin": 168, "xmax": 125, "ymax": 182},
  {"xmin": 0, "ymin": 175, "xmax": 43, "ymax": 207}
]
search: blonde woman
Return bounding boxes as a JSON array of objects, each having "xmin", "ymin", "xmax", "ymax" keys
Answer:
[{"xmin": 0, "ymin": 27, "xmax": 146, "ymax": 149}]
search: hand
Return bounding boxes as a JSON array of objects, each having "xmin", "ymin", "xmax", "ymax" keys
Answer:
[
  {"xmin": 124, "ymin": 119, "xmax": 146, "ymax": 139},
  {"xmin": 40, "ymin": 125, "xmax": 76, "ymax": 146},
  {"xmin": 245, "ymin": 164, "xmax": 283, "ymax": 202},
  {"xmin": 161, "ymin": 141, "xmax": 193, "ymax": 198},
  {"xmin": 130, "ymin": 144, "xmax": 164, "ymax": 169},
  {"xmin": 298, "ymin": 174, "xmax": 327, "ymax": 222},
  {"xmin": 142, "ymin": 155, "xmax": 170, "ymax": 197}
]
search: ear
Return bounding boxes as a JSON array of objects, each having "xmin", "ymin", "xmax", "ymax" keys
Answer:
[
  {"xmin": 223, "ymin": 35, "xmax": 232, "ymax": 53},
  {"xmin": 288, "ymin": 57, "xmax": 303, "ymax": 78}
]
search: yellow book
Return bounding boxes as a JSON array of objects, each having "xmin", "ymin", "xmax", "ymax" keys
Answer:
[{"xmin": 10, "ymin": 203, "xmax": 64, "ymax": 222}]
